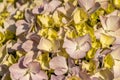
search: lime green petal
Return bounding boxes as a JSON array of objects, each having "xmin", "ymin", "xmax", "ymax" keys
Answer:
[
  {"xmin": 104, "ymin": 54, "xmax": 114, "ymax": 69},
  {"xmin": 73, "ymin": 8, "xmax": 88, "ymax": 24},
  {"xmin": 37, "ymin": 52, "xmax": 50, "ymax": 70},
  {"xmin": 100, "ymin": 34, "xmax": 115, "ymax": 48}
]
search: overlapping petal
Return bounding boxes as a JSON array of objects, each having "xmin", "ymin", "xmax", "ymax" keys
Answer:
[
  {"xmin": 63, "ymin": 34, "xmax": 91, "ymax": 59},
  {"xmin": 49, "ymin": 56, "xmax": 68, "ymax": 75}
]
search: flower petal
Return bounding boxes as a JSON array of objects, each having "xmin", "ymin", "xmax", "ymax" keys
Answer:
[
  {"xmin": 113, "ymin": 60, "xmax": 120, "ymax": 79},
  {"xmin": 15, "ymin": 20, "xmax": 29, "ymax": 36},
  {"xmin": 110, "ymin": 46, "xmax": 120, "ymax": 60},
  {"xmin": 20, "ymin": 74, "xmax": 30, "ymax": 80},
  {"xmin": 63, "ymin": 37, "xmax": 77, "ymax": 54},
  {"xmin": 30, "ymin": 71, "xmax": 48, "ymax": 80},
  {"xmin": 9, "ymin": 63, "xmax": 27, "ymax": 80},
  {"xmin": 78, "ymin": 0, "xmax": 95, "ymax": 11},
  {"xmin": 49, "ymin": 56, "xmax": 68, "ymax": 75},
  {"xmin": 28, "ymin": 61, "xmax": 41, "ymax": 74},
  {"xmin": 51, "ymin": 75, "xmax": 65, "ymax": 80},
  {"xmin": 22, "ymin": 40, "xmax": 34, "ymax": 52},
  {"xmin": 23, "ymin": 51, "xmax": 35, "ymax": 67},
  {"xmin": 106, "ymin": 16, "xmax": 120, "ymax": 31},
  {"xmin": 37, "ymin": 37, "xmax": 53, "ymax": 52}
]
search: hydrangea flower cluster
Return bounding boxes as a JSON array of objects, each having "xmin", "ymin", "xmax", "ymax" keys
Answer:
[{"xmin": 0, "ymin": 0, "xmax": 120, "ymax": 80}]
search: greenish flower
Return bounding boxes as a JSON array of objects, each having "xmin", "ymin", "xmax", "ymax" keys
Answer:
[
  {"xmin": 113, "ymin": 0, "xmax": 120, "ymax": 9},
  {"xmin": 0, "ymin": 31, "xmax": 5, "ymax": 43},
  {"xmin": 104, "ymin": 54, "xmax": 114, "ymax": 69},
  {"xmin": 73, "ymin": 8, "xmax": 88, "ymax": 24},
  {"xmin": 36, "ymin": 52, "xmax": 50, "ymax": 70}
]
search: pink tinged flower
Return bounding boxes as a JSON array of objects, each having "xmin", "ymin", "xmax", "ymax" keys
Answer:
[
  {"xmin": 106, "ymin": 10, "xmax": 120, "ymax": 17},
  {"xmin": 32, "ymin": 5, "xmax": 44, "ymax": 14},
  {"xmin": 23, "ymin": 51, "xmax": 37, "ymax": 67},
  {"xmin": 26, "ymin": 33, "xmax": 41, "ymax": 44},
  {"xmin": 21, "ymin": 40, "xmax": 34, "ymax": 52},
  {"xmin": 78, "ymin": 0, "xmax": 95, "ymax": 11},
  {"xmin": 110, "ymin": 45, "xmax": 120, "ymax": 60},
  {"xmin": 50, "ymin": 75, "xmax": 65, "ymax": 80},
  {"xmin": 15, "ymin": 20, "xmax": 30, "ymax": 36},
  {"xmin": 107, "ymin": 16, "xmax": 119, "ymax": 31},
  {"xmin": 66, "ymin": 66, "xmax": 91, "ymax": 80},
  {"xmin": 9, "ymin": 56, "xmax": 48, "ymax": 80},
  {"xmin": 20, "ymin": 74, "xmax": 30, "ymax": 80},
  {"xmin": 78, "ymin": 0, "xmax": 100, "ymax": 14},
  {"xmin": 96, "ymin": 0, "xmax": 109, "ymax": 9},
  {"xmin": 113, "ymin": 60, "xmax": 120, "ymax": 79},
  {"xmin": 100, "ymin": 15, "xmax": 120, "ymax": 31},
  {"xmin": 44, "ymin": 0, "xmax": 62, "ymax": 13},
  {"xmin": 49, "ymin": 56, "xmax": 68, "ymax": 75},
  {"xmin": 4, "ymin": 19, "xmax": 15, "ymax": 32},
  {"xmin": 63, "ymin": 34, "xmax": 91, "ymax": 59},
  {"xmin": 9, "ymin": 58, "xmax": 28, "ymax": 80},
  {"xmin": 99, "ymin": 15, "xmax": 120, "ymax": 44},
  {"xmin": 24, "ymin": 9, "xmax": 34, "ymax": 23},
  {"xmin": 30, "ymin": 71, "xmax": 48, "ymax": 80}
]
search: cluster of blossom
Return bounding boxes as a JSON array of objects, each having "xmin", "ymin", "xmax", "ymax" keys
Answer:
[{"xmin": 0, "ymin": 0, "xmax": 120, "ymax": 80}]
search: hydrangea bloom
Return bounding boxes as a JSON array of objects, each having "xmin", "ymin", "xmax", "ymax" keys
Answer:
[
  {"xmin": 0, "ymin": 0, "xmax": 120, "ymax": 79},
  {"xmin": 49, "ymin": 56, "xmax": 68, "ymax": 75},
  {"xmin": 63, "ymin": 34, "xmax": 91, "ymax": 59},
  {"xmin": 9, "ymin": 54, "xmax": 48, "ymax": 80}
]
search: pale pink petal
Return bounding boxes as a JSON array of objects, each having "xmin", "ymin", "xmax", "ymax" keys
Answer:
[
  {"xmin": 76, "ymin": 34, "xmax": 91, "ymax": 46},
  {"xmin": 69, "ymin": 66, "xmax": 80, "ymax": 76},
  {"xmin": 65, "ymin": 48, "xmax": 76, "ymax": 56},
  {"xmin": 20, "ymin": 74, "xmax": 30, "ymax": 80},
  {"xmin": 99, "ymin": 16, "xmax": 107, "ymax": 30},
  {"xmin": 80, "ymin": 42, "xmax": 91, "ymax": 52},
  {"xmin": 9, "ymin": 63, "xmax": 27, "ymax": 80},
  {"xmin": 113, "ymin": 60, "xmax": 120, "ymax": 79},
  {"xmin": 70, "ymin": 50, "xmax": 86, "ymax": 59},
  {"xmin": 110, "ymin": 46, "xmax": 120, "ymax": 60},
  {"xmin": 28, "ymin": 61, "xmax": 41, "ymax": 74},
  {"xmin": 25, "ymin": 9, "xmax": 34, "ymax": 23},
  {"xmin": 88, "ymin": 2, "xmax": 100, "ymax": 14},
  {"xmin": 26, "ymin": 33, "xmax": 40, "ymax": 44},
  {"xmin": 23, "ymin": 51, "xmax": 35, "ymax": 67},
  {"xmin": 15, "ymin": 20, "xmax": 29, "ymax": 36},
  {"xmin": 4, "ymin": 19, "xmax": 15, "ymax": 32},
  {"xmin": 107, "ymin": 10, "xmax": 120, "ymax": 17},
  {"xmin": 63, "ymin": 38, "xmax": 77, "ymax": 50},
  {"xmin": 78, "ymin": 0, "xmax": 95, "ymax": 11},
  {"xmin": 22, "ymin": 40, "xmax": 33, "ymax": 52},
  {"xmin": 49, "ymin": 56, "xmax": 68, "ymax": 75},
  {"xmin": 96, "ymin": 0, "xmax": 108, "ymax": 9},
  {"xmin": 106, "ymin": 16, "xmax": 120, "ymax": 31},
  {"xmin": 32, "ymin": 6, "xmax": 44, "ymax": 14},
  {"xmin": 30, "ymin": 71, "xmax": 48, "ymax": 80},
  {"xmin": 47, "ymin": 0, "xmax": 62, "ymax": 13},
  {"xmin": 51, "ymin": 75, "xmax": 65, "ymax": 80},
  {"xmin": 54, "ymin": 67, "xmax": 68, "ymax": 75},
  {"xmin": 12, "ymin": 43, "xmax": 23, "ymax": 51}
]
